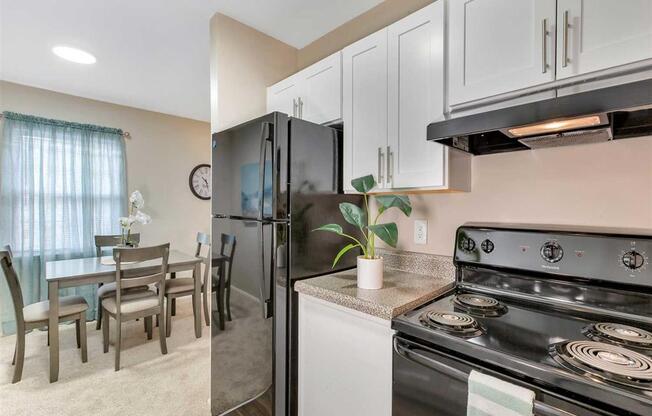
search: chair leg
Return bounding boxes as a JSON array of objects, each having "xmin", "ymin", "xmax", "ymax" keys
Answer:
[
  {"xmin": 12, "ymin": 331, "xmax": 25, "ymax": 383},
  {"xmin": 114, "ymin": 317, "xmax": 121, "ymax": 372},
  {"xmin": 145, "ymin": 316, "xmax": 153, "ymax": 340},
  {"xmin": 96, "ymin": 299, "xmax": 103, "ymax": 330},
  {"xmin": 79, "ymin": 314, "xmax": 88, "ymax": 363},
  {"xmin": 157, "ymin": 313, "xmax": 168, "ymax": 355},
  {"xmin": 75, "ymin": 320, "xmax": 81, "ymax": 349},
  {"xmin": 226, "ymin": 284, "xmax": 232, "ymax": 321},
  {"xmin": 12, "ymin": 346, "xmax": 16, "ymax": 365},
  {"xmin": 203, "ymin": 284, "xmax": 210, "ymax": 326},
  {"xmin": 166, "ymin": 296, "xmax": 173, "ymax": 338},
  {"xmin": 102, "ymin": 311, "xmax": 109, "ymax": 353}
]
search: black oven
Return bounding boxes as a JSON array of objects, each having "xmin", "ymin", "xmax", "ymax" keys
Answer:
[{"xmin": 392, "ymin": 336, "xmax": 618, "ymax": 416}]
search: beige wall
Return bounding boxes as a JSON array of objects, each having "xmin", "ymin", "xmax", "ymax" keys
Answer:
[
  {"xmin": 297, "ymin": 0, "xmax": 434, "ymax": 69},
  {"xmin": 295, "ymin": 0, "xmax": 652, "ymax": 256},
  {"xmin": 210, "ymin": 13, "xmax": 297, "ymax": 132},
  {"xmin": 0, "ymin": 81, "xmax": 211, "ymax": 258}
]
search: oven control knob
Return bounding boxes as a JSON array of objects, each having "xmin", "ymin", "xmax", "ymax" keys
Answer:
[
  {"xmin": 481, "ymin": 239, "xmax": 494, "ymax": 253},
  {"xmin": 460, "ymin": 237, "xmax": 476, "ymax": 252},
  {"xmin": 540, "ymin": 241, "xmax": 563, "ymax": 263},
  {"xmin": 622, "ymin": 251, "xmax": 644, "ymax": 270}
]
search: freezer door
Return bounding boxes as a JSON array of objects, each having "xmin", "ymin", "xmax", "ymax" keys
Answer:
[
  {"xmin": 211, "ymin": 218, "xmax": 274, "ymax": 415},
  {"xmin": 212, "ymin": 113, "xmax": 283, "ymax": 220}
]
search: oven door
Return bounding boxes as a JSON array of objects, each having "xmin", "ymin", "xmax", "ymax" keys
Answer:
[{"xmin": 392, "ymin": 336, "xmax": 618, "ymax": 416}]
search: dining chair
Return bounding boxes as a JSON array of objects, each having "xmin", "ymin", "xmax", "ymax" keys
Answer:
[
  {"xmin": 102, "ymin": 243, "xmax": 169, "ymax": 371},
  {"xmin": 94, "ymin": 233, "xmax": 144, "ymax": 330},
  {"xmin": 213, "ymin": 233, "xmax": 236, "ymax": 324},
  {"xmin": 0, "ymin": 245, "xmax": 89, "ymax": 383},
  {"xmin": 162, "ymin": 232, "xmax": 210, "ymax": 337}
]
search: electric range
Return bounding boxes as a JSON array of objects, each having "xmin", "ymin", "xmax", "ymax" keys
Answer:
[{"xmin": 392, "ymin": 223, "xmax": 652, "ymax": 416}]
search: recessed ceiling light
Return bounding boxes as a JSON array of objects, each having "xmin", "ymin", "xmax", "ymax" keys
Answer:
[{"xmin": 52, "ymin": 46, "xmax": 96, "ymax": 64}]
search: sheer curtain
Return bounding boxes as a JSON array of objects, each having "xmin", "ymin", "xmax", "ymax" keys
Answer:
[{"xmin": 0, "ymin": 112, "xmax": 127, "ymax": 334}]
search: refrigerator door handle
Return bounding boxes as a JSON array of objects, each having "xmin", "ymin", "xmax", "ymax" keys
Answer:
[
  {"xmin": 258, "ymin": 122, "xmax": 273, "ymax": 221},
  {"xmin": 259, "ymin": 222, "xmax": 273, "ymax": 319}
]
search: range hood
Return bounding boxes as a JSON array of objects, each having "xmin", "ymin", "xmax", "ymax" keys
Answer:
[{"xmin": 428, "ymin": 79, "xmax": 652, "ymax": 155}]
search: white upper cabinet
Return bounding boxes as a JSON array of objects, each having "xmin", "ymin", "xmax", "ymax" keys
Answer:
[
  {"xmin": 267, "ymin": 52, "xmax": 342, "ymax": 124},
  {"xmin": 448, "ymin": 0, "xmax": 557, "ymax": 106},
  {"xmin": 388, "ymin": 1, "xmax": 445, "ymax": 189},
  {"xmin": 556, "ymin": 0, "xmax": 652, "ymax": 79},
  {"xmin": 343, "ymin": 29, "xmax": 389, "ymax": 191},
  {"xmin": 298, "ymin": 52, "xmax": 342, "ymax": 125},
  {"xmin": 267, "ymin": 74, "xmax": 300, "ymax": 117}
]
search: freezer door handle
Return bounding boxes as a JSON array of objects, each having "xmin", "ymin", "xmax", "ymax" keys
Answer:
[{"xmin": 258, "ymin": 122, "xmax": 273, "ymax": 221}]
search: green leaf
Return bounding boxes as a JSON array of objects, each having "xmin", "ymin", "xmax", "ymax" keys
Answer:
[
  {"xmin": 375, "ymin": 194, "xmax": 412, "ymax": 217},
  {"xmin": 339, "ymin": 202, "xmax": 366, "ymax": 229},
  {"xmin": 313, "ymin": 224, "xmax": 343, "ymax": 234},
  {"xmin": 332, "ymin": 243, "xmax": 359, "ymax": 268},
  {"xmin": 368, "ymin": 222, "xmax": 398, "ymax": 248},
  {"xmin": 351, "ymin": 175, "xmax": 376, "ymax": 193}
]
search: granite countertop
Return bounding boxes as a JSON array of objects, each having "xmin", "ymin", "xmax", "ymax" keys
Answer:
[{"xmin": 294, "ymin": 268, "xmax": 454, "ymax": 320}]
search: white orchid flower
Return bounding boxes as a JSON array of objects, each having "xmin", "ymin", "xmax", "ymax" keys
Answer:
[
  {"xmin": 133, "ymin": 210, "xmax": 152, "ymax": 225},
  {"xmin": 129, "ymin": 190, "xmax": 145, "ymax": 209},
  {"xmin": 119, "ymin": 216, "xmax": 135, "ymax": 229}
]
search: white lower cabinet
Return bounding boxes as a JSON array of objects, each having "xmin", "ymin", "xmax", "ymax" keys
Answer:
[{"xmin": 298, "ymin": 294, "xmax": 393, "ymax": 416}]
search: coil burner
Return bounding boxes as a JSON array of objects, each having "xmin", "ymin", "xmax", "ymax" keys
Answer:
[
  {"xmin": 550, "ymin": 340, "xmax": 652, "ymax": 391},
  {"xmin": 453, "ymin": 293, "xmax": 508, "ymax": 317},
  {"xmin": 583, "ymin": 323, "xmax": 652, "ymax": 351},
  {"xmin": 421, "ymin": 311, "xmax": 483, "ymax": 338}
]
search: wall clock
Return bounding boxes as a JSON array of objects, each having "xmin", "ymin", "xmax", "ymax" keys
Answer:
[{"xmin": 189, "ymin": 164, "xmax": 211, "ymax": 200}]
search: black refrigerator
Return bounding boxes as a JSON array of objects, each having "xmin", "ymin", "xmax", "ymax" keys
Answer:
[{"xmin": 211, "ymin": 112, "xmax": 362, "ymax": 416}]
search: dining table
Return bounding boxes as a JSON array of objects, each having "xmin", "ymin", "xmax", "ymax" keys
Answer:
[{"xmin": 45, "ymin": 249, "xmax": 203, "ymax": 382}]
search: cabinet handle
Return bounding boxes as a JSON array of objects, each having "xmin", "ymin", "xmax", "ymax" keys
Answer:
[
  {"xmin": 541, "ymin": 18, "xmax": 548, "ymax": 73},
  {"xmin": 562, "ymin": 10, "xmax": 569, "ymax": 68},
  {"xmin": 298, "ymin": 97, "xmax": 304, "ymax": 119},
  {"xmin": 378, "ymin": 147, "xmax": 384, "ymax": 185},
  {"xmin": 386, "ymin": 145, "xmax": 393, "ymax": 186},
  {"xmin": 292, "ymin": 98, "xmax": 298, "ymax": 117}
]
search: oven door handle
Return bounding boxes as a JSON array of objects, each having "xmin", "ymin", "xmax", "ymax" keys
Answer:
[{"xmin": 393, "ymin": 338, "xmax": 577, "ymax": 416}]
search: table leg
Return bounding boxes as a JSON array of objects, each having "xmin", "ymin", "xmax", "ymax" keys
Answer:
[
  {"xmin": 170, "ymin": 272, "xmax": 177, "ymax": 316},
  {"xmin": 48, "ymin": 280, "xmax": 59, "ymax": 382},
  {"xmin": 193, "ymin": 263, "xmax": 202, "ymax": 338},
  {"xmin": 219, "ymin": 261, "xmax": 226, "ymax": 331}
]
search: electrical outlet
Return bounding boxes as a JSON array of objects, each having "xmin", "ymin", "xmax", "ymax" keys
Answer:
[{"xmin": 414, "ymin": 220, "xmax": 428, "ymax": 245}]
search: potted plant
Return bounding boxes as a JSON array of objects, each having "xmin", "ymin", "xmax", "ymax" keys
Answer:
[
  {"xmin": 118, "ymin": 190, "xmax": 152, "ymax": 246},
  {"xmin": 314, "ymin": 175, "xmax": 411, "ymax": 289}
]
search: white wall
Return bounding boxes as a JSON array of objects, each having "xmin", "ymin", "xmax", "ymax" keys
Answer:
[{"xmin": 0, "ymin": 81, "xmax": 211, "ymax": 257}]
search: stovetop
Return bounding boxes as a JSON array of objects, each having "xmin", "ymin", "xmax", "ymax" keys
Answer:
[{"xmin": 393, "ymin": 288, "xmax": 652, "ymax": 415}]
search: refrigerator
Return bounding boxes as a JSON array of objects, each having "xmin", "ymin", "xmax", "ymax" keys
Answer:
[{"xmin": 211, "ymin": 112, "xmax": 363, "ymax": 416}]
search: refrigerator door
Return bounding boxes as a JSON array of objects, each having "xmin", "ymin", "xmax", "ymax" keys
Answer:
[
  {"xmin": 211, "ymin": 217, "xmax": 274, "ymax": 416},
  {"xmin": 212, "ymin": 113, "xmax": 288, "ymax": 221}
]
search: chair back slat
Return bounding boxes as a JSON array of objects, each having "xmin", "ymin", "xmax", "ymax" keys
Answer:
[
  {"xmin": 0, "ymin": 246, "xmax": 25, "ymax": 326},
  {"xmin": 94, "ymin": 233, "xmax": 141, "ymax": 257},
  {"xmin": 113, "ymin": 244, "xmax": 169, "ymax": 315},
  {"xmin": 194, "ymin": 232, "xmax": 211, "ymax": 285},
  {"xmin": 220, "ymin": 234, "xmax": 236, "ymax": 259}
]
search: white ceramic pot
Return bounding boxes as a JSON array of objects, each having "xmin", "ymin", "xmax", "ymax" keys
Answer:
[{"xmin": 357, "ymin": 256, "xmax": 384, "ymax": 289}]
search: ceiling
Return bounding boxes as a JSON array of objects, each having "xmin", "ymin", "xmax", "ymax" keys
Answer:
[{"xmin": 0, "ymin": 0, "xmax": 383, "ymax": 122}]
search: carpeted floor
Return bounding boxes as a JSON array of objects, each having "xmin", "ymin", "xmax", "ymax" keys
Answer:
[{"xmin": 0, "ymin": 297, "xmax": 210, "ymax": 416}]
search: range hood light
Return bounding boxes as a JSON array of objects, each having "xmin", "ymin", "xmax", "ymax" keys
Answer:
[{"xmin": 506, "ymin": 115, "xmax": 605, "ymax": 138}]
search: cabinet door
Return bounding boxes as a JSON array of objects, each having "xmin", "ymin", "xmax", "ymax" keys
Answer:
[
  {"xmin": 448, "ymin": 0, "xmax": 556, "ymax": 106},
  {"xmin": 343, "ymin": 29, "xmax": 389, "ymax": 191},
  {"xmin": 267, "ymin": 75, "xmax": 299, "ymax": 116},
  {"xmin": 299, "ymin": 52, "xmax": 342, "ymax": 124},
  {"xmin": 556, "ymin": 0, "xmax": 652, "ymax": 79},
  {"xmin": 388, "ymin": 1, "xmax": 445, "ymax": 189}
]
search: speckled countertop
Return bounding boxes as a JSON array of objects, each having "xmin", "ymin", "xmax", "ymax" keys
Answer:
[{"xmin": 294, "ymin": 252, "xmax": 455, "ymax": 320}]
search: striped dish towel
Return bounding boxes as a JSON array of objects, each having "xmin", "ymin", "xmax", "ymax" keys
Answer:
[{"xmin": 467, "ymin": 370, "xmax": 535, "ymax": 416}]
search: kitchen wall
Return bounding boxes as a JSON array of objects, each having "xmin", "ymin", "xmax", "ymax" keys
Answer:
[
  {"xmin": 295, "ymin": 0, "xmax": 652, "ymax": 256},
  {"xmin": 210, "ymin": 13, "xmax": 298, "ymax": 132},
  {"xmin": 0, "ymin": 81, "xmax": 211, "ymax": 257}
]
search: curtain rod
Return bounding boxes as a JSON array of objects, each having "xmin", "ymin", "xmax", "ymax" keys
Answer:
[{"xmin": 0, "ymin": 112, "xmax": 131, "ymax": 138}]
